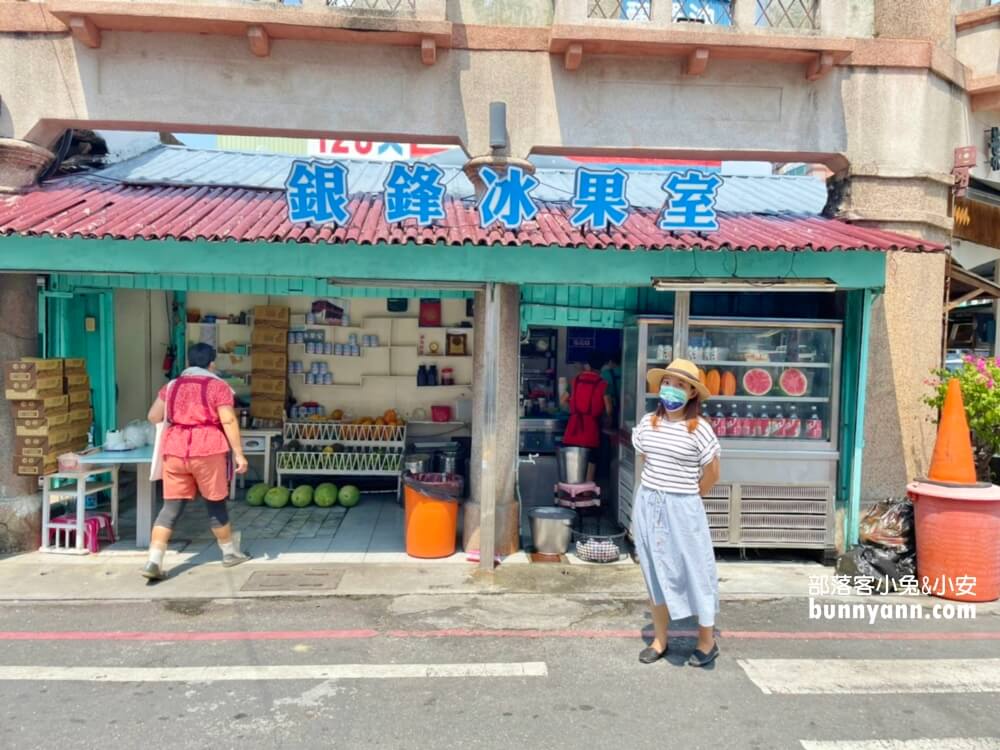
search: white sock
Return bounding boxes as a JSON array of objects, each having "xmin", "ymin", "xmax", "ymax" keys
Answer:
[
  {"xmin": 219, "ymin": 540, "xmax": 236, "ymax": 556},
  {"xmin": 147, "ymin": 545, "xmax": 166, "ymax": 567}
]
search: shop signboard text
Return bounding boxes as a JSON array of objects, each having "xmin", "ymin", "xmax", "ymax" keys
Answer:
[{"xmin": 285, "ymin": 161, "xmax": 721, "ymax": 233}]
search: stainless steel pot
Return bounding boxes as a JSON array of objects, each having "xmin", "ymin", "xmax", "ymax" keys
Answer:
[
  {"xmin": 437, "ymin": 453, "xmax": 459, "ymax": 475},
  {"xmin": 404, "ymin": 453, "xmax": 431, "ymax": 474},
  {"xmin": 558, "ymin": 447, "xmax": 591, "ymax": 484},
  {"xmin": 529, "ymin": 507, "xmax": 577, "ymax": 555}
]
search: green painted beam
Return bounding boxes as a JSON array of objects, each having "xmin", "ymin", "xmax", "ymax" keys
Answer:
[
  {"xmin": 2, "ymin": 236, "xmax": 888, "ymax": 290},
  {"xmin": 48, "ymin": 272, "xmax": 472, "ymax": 299},
  {"xmin": 520, "ymin": 303, "xmax": 627, "ymax": 330}
]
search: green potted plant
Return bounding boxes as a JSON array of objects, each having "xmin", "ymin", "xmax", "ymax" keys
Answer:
[{"xmin": 925, "ymin": 355, "xmax": 1000, "ymax": 482}]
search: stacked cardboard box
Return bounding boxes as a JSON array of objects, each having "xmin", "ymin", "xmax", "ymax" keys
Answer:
[
  {"xmin": 5, "ymin": 358, "xmax": 93, "ymax": 476},
  {"xmin": 250, "ymin": 306, "xmax": 289, "ymax": 421}
]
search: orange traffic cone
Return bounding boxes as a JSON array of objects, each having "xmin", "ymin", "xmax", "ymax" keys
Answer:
[{"xmin": 927, "ymin": 378, "xmax": 977, "ymax": 485}]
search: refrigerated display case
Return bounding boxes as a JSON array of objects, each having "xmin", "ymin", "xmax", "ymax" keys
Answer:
[{"xmin": 618, "ymin": 316, "xmax": 842, "ymax": 551}]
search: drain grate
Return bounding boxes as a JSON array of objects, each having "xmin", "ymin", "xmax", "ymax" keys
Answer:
[{"xmin": 240, "ymin": 569, "xmax": 344, "ymax": 592}]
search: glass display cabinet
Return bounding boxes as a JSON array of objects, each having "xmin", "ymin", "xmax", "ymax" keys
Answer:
[{"xmin": 618, "ymin": 317, "xmax": 842, "ymax": 551}]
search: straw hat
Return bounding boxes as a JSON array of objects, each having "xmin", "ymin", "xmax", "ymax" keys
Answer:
[{"xmin": 646, "ymin": 358, "xmax": 710, "ymax": 400}]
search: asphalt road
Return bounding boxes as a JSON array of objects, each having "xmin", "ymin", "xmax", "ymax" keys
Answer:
[{"xmin": 1, "ymin": 596, "xmax": 998, "ymax": 750}]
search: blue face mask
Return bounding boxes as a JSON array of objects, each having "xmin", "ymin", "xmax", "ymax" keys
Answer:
[{"xmin": 659, "ymin": 385, "xmax": 689, "ymax": 412}]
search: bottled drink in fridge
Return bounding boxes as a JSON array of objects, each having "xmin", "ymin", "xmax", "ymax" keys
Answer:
[
  {"xmin": 724, "ymin": 405, "xmax": 740, "ymax": 437},
  {"xmin": 770, "ymin": 405, "xmax": 785, "ymax": 438},
  {"xmin": 806, "ymin": 406, "xmax": 824, "ymax": 440},
  {"xmin": 739, "ymin": 405, "xmax": 755, "ymax": 437},
  {"xmin": 754, "ymin": 405, "xmax": 770, "ymax": 438},
  {"xmin": 786, "ymin": 404, "xmax": 802, "ymax": 439},
  {"xmin": 711, "ymin": 405, "xmax": 727, "ymax": 437}
]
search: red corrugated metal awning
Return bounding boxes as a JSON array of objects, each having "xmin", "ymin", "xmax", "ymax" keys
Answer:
[{"xmin": 0, "ymin": 176, "xmax": 945, "ymax": 253}]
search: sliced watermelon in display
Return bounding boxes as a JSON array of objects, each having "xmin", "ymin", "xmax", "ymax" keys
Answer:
[
  {"xmin": 742, "ymin": 368, "xmax": 774, "ymax": 396},
  {"xmin": 779, "ymin": 368, "xmax": 809, "ymax": 397}
]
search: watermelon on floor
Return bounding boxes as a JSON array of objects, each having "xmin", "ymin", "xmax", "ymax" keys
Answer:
[
  {"xmin": 246, "ymin": 483, "xmax": 270, "ymax": 506},
  {"xmin": 338, "ymin": 485, "xmax": 361, "ymax": 508},
  {"xmin": 742, "ymin": 368, "xmax": 774, "ymax": 397},
  {"xmin": 265, "ymin": 486, "xmax": 291, "ymax": 509},
  {"xmin": 314, "ymin": 483, "xmax": 338, "ymax": 507},
  {"xmin": 779, "ymin": 368, "xmax": 808, "ymax": 397},
  {"xmin": 291, "ymin": 485, "xmax": 314, "ymax": 508}
]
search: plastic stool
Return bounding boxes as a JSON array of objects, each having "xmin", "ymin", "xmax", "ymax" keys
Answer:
[
  {"xmin": 48, "ymin": 516, "xmax": 103, "ymax": 553},
  {"xmin": 60, "ymin": 512, "xmax": 116, "ymax": 545}
]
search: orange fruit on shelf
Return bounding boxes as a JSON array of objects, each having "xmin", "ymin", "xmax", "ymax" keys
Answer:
[
  {"xmin": 332, "ymin": 409, "xmax": 344, "ymax": 420},
  {"xmin": 375, "ymin": 417, "xmax": 386, "ymax": 426},
  {"xmin": 384, "ymin": 409, "xmax": 398, "ymax": 423}
]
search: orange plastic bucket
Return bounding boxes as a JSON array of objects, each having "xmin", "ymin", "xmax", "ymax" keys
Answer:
[
  {"xmin": 909, "ymin": 482, "xmax": 1000, "ymax": 602},
  {"xmin": 403, "ymin": 473, "xmax": 463, "ymax": 559}
]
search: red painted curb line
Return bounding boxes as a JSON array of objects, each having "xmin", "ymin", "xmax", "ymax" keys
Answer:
[{"xmin": 0, "ymin": 629, "xmax": 997, "ymax": 642}]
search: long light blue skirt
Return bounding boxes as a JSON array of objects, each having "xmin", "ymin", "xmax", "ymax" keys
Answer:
[{"xmin": 631, "ymin": 485, "xmax": 719, "ymax": 627}]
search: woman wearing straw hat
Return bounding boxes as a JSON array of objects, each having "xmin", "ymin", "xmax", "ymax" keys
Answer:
[{"xmin": 631, "ymin": 358, "xmax": 721, "ymax": 667}]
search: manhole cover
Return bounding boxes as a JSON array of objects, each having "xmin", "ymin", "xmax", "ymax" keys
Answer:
[{"xmin": 240, "ymin": 569, "xmax": 344, "ymax": 592}]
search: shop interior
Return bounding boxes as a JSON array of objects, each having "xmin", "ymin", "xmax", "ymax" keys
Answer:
[
  {"xmin": 108, "ymin": 291, "xmax": 476, "ymax": 561},
  {"xmin": 40, "ymin": 282, "xmax": 866, "ymax": 563}
]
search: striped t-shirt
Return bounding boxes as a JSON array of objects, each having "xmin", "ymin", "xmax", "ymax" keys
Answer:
[{"xmin": 631, "ymin": 413, "xmax": 721, "ymax": 495}]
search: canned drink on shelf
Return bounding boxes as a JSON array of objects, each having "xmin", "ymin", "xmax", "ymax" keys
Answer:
[
  {"xmin": 334, "ymin": 344, "xmax": 344, "ymax": 356},
  {"xmin": 348, "ymin": 334, "xmax": 358, "ymax": 346},
  {"xmin": 306, "ymin": 313, "xmax": 315, "ymax": 325}
]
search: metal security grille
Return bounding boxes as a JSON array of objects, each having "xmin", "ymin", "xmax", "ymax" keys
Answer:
[
  {"xmin": 588, "ymin": 0, "xmax": 652, "ymax": 21},
  {"xmin": 673, "ymin": 0, "xmax": 733, "ymax": 25},
  {"xmin": 327, "ymin": 0, "xmax": 417, "ymax": 11},
  {"xmin": 756, "ymin": 0, "xmax": 819, "ymax": 30}
]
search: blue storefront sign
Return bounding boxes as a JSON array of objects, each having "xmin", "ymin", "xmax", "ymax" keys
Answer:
[{"xmin": 285, "ymin": 160, "xmax": 720, "ymax": 233}]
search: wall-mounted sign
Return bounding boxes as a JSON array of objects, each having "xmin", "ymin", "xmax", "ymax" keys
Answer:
[
  {"xmin": 954, "ymin": 196, "xmax": 1000, "ymax": 251},
  {"xmin": 285, "ymin": 161, "xmax": 722, "ymax": 233},
  {"xmin": 307, "ymin": 139, "xmax": 454, "ymax": 161}
]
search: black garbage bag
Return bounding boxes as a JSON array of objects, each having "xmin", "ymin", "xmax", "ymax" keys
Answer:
[
  {"xmin": 836, "ymin": 544, "xmax": 917, "ymax": 594},
  {"xmin": 858, "ymin": 496, "xmax": 915, "ymax": 555}
]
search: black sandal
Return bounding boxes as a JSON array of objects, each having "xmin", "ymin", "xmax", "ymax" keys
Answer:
[
  {"xmin": 688, "ymin": 642, "xmax": 719, "ymax": 667},
  {"xmin": 639, "ymin": 645, "xmax": 668, "ymax": 664}
]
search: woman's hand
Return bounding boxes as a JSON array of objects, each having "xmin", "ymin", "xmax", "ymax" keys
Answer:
[
  {"xmin": 699, "ymin": 456, "xmax": 721, "ymax": 497},
  {"xmin": 233, "ymin": 452, "xmax": 249, "ymax": 475}
]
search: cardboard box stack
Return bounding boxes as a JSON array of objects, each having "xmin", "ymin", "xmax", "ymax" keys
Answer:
[
  {"xmin": 250, "ymin": 305, "xmax": 289, "ymax": 422},
  {"xmin": 5, "ymin": 357, "xmax": 93, "ymax": 476}
]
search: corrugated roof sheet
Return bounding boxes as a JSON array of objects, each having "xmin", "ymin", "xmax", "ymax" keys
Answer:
[
  {"xmin": 95, "ymin": 146, "xmax": 829, "ymax": 214},
  {"xmin": 0, "ymin": 174, "xmax": 944, "ymax": 252}
]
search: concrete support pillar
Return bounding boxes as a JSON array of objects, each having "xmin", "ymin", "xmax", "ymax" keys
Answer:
[
  {"xmin": 861, "ymin": 252, "xmax": 947, "ymax": 501},
  {"xmin": 874, "ymin": 0, "xmax": 955, "ymax": 48},
  {"xmin": 0, "ymin": 274, "xmax": 41, "ymax": 554},
  {"xmin": 467, "ymin": 283, "xmax": 520, "ymax": 565},
  {"xmin": 0, "ymin": 139, "xmax": 54, "ymax": 194}
]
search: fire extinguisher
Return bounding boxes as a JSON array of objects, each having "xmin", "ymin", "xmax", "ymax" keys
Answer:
[{"xmin": 162, "ymin": 345, "xmax": 176, "ymax": 379}]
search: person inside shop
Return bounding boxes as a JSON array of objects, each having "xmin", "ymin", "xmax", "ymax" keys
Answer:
[
  {"xmin": 600, "ymin": 350, "xmax": 622, "ymax": 420},
  {"xmin": 142, "ymin": 343, "xmax": 250, "ymax": 580},
  {"xmin": 631, "ymin": 359, "xmax": 721, "ymax": 667},
  {"xmin": 561, "ymin": 351, "xmax": 613, "ymax": 483}
]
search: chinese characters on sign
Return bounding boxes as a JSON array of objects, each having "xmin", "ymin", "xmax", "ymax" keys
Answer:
[
  {"xmin": 284, "ymin": 161, "xmax": 721, "ymax": 233},
  {"xmin": 660, "ymin": 171, "xmax": 723, "ymax": 232}
]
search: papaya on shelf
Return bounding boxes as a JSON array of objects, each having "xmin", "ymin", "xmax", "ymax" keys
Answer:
[
  {"xmin": 706, "ymin": 369, "xmax": 722, "ymax": 397},
  {"xmin": 721, "ymin": 371, "xmax": 737, "ymax": 397}
]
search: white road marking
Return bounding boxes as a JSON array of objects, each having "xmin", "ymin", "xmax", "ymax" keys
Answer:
[
  {"xmin": 800, "ymin": 740, "xmax": 1000, "ymax": 750},
  {"xmin": 0, "ymin": 662, "xmax": 548, "ymax": 682},
  {"xmin": 738, "ymin": 658, "xmax": 1000, "ymax": 695}
]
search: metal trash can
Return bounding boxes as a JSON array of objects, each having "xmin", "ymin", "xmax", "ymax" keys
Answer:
[
  {"xmin": 402, "ymin": 472, "xmax": 464, "ymax": 559},
  {"xmin": 529, "ymin": 506, "xmax": 577, "ymax": 555}
]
